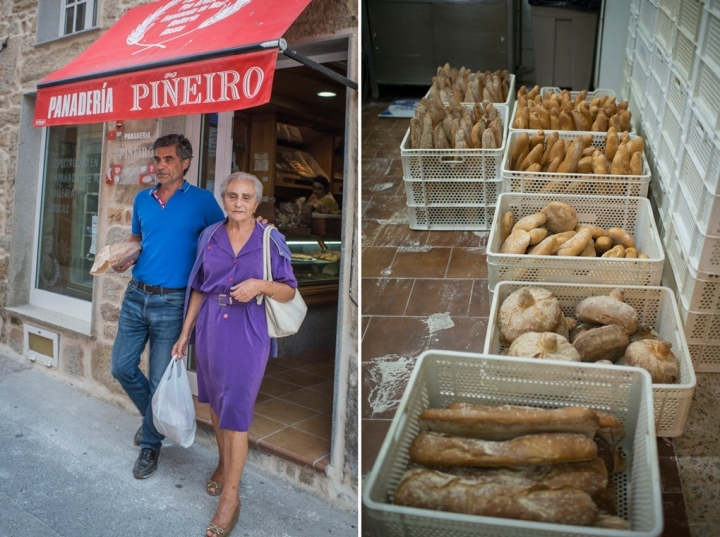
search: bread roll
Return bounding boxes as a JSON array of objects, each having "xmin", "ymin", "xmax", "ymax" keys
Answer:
[{"xmin": 409, "ymin": 431, "xmax": 598, "ymax": 467}]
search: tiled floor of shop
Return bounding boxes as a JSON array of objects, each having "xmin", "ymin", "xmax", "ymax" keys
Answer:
[
  {"xmin": 358, "ymin": 98, "xmax": 718, "ymax": 536},
  {"xmin": 195, "ymin": 347, "xmax": 334, "ymax": 472}
]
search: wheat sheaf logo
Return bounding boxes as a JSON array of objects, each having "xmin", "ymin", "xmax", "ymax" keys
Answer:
[{"xmin": 127, "ymin": 0, "xmax": 251, "ymax": 52}]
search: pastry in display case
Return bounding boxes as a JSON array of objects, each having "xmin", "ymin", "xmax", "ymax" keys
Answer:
[{"xmin": 286, "ymin": 236, "xmax": 341, "ymax": 287}]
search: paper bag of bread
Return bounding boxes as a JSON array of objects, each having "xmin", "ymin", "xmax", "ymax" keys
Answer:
[{"xmin": 90, "ymin": 242, "xmax": 142, "ymax": 275}]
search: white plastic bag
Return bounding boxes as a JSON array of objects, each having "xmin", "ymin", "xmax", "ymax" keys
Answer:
[{"xmin": 152, "ymin": 357, "xmax": 196, "ymax": 448}]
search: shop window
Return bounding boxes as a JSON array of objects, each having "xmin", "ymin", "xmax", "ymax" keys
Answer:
[{"xmin": 36, "ymin": 124, "xmax": 102, "ymax": 305}]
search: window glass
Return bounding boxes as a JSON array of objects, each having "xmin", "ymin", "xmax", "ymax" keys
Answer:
[
  {"xmin": 37, "ymin": 124, "xmax": 103, "ymax": 301},
  {"xmin": 63, "ymin": 0, "xmax": 95, "ymax": 36}
]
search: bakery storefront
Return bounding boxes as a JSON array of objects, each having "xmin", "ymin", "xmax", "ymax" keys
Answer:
[{"xmin": 6, "ymin": 0, "xmax": 358, "ymax": 507}]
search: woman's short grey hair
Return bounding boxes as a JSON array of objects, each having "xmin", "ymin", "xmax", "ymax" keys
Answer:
[{"xmin": 220, "ymin": 172, "xmax": 263, "ymax": 202}]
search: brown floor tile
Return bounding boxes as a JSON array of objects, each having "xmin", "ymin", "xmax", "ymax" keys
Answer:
[
  {"xmin": 468, "ymin": 280, "xmax": 491, "ymax": 317},
  {"xmin": 194, "ymin": 399, "xmax": 211, "ymax": 425},
  {"xmin": 362, "ymin": 316, "xmax": 430, "ymax": 361},
  {"xmin": 424, "ymin": 230, "xmax": 489, "ymax": 248},
  {"xmin": 255, "ymin": 391, "xmax": 272, "ymax": 404},
  {"xmin": 271, "ymin": 369, "xmax": 327, "ymax": 389},
  {"xmin": 263, "ymin": 361, "xmax": 290, "ymax": 376},
  {"xmin": 281, "ymin": 388, "xmax": 334, "ymax": 413},
  {"xmin": 254, "ymin": 398, "xmax": 319, "ymax": 425},
  {"xmin": 387, "ymin": 158, "xmax": 404, "ymax": 177},
  {"xmin": 307, "ymin": 379, "xmax": 334, "ymax": 394},
  {"xmin": 372, "ymin": 224, "xmax": 428, "ymax": 248},
  {"xmin": 361, "ymin": 419, "xmax": 392, "ymax": 475},
  {"xmin": 362, "ymin": 220, "xmax": 382, "ymax": 246},
  {"xmin": 362, "ymin": 175, "xmax": 402, "ymax": 198},
  {"xmin": 294, "ymin": 413, "xmax": 332, "ymax": 439},
  {"xmin": 296, "ymin": 361, "xmax": 334, "ymax": 378},
  {"xmin": 375, "ymin": 142, "xmax": 401, "ymax": 159},
  {"xmin": 446, "ymin": 248, "xmax": 489, "ymax": 278},
  {"xmin": 260, "ymin": 427, "xmax": 330, "ymax": 462},
  {"xmin": 361, "ymin": 316, "xmax": 370, "ymax": 339},
  {"xmin": 429, "ymin": 317, "xmax": 488, "ymax": 354},
  {"xmin": 249, "ymin": 413, "xmax": 286, "ymax": 440},
  {"xmin": 362, "ymin": 141, "xmax": 382, "ymax": 160},
  {"xmin": 313, "ymin": 454, "xmax": 330, "ymax": 472},
  {"xmin": 292, "ymin": 347, "xmax": 333, "ymax": 363},
  {"xmin": 362, "ymin": 278, "xmax": 414, "ymax": 316},
  {"xmin": 405, "ymin": 279, "xmax": 473, "ymax": 317},
  {"xmin": 362, "ymin": 246, "xmax": 397, "ymax": 277},
  {"xmin": 271, "ymin": 355, "xmax": 314, "ymax": 369},
  {"xmin": 361, "ymin": 355, "xmax": 418, "ymax": 420},
  {"xmin": 363, "ymin": 196, "xmax": 408, "ymax": 221},
  {"xmin": 391, "ymin": 247, "xmax": 452, "ymax": 278},
  {"xmin": 662, "ymin": 493, "xmax": 692, "ymax": 537},
  {"xmin": 258, "ymin": 376, "xmax": 303, "ymax": 398}
]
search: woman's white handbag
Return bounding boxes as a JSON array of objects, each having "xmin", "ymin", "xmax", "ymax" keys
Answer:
[{"xmin": 258, "ymin": 226, "xmax": 307, "ymax": 337}]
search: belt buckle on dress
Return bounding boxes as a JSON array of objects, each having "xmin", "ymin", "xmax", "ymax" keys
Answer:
[{"xmin": 218, "ymin": 294, "xmax": 233, "ymax": 306}]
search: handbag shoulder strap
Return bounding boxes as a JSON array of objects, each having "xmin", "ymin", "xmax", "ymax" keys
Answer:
[{"xmin": 257, "ymin": 226, "xmax": 273, "ymax": 305}]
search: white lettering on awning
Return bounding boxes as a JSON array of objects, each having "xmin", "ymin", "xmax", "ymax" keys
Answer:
[
  {"xmin": 47, "ymin": 83, "xmax": 113, "ymax": 119},
  {"xmin": 130, "ymin": 67, "xmax": 265, "ymax": 111}
]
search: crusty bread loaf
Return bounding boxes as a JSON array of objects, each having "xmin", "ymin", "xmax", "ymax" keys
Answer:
[
  {"xmin": 394, "ymin": 467, "xmax": 599, "ymax": 526},
  {"xmin": 421, "ymin": 404, "xmax": 601, "ymax": 440},
  {"xmin": 409, "ymin": 431, "xmax": 598, "ymax": 467},
  {"xmin": 403, "ymin": 458, "xmax": 608, "ymax": 499}
]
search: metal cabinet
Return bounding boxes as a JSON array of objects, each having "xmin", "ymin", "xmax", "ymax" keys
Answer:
[{"xmin": 364, "ymin": 0, "xmax": 514, "ymax": 96}]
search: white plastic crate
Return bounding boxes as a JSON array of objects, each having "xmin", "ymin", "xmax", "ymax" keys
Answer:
[
  {"xmin": 698, "ymin": 4, "xmax": 720, "ymax": 73},
  {"xmin": 630, "ymin": 60, "xmax": 650, "ymax": 100},
  {"xmin": 655, "ymin": 132, "xmax": 679, "ymax": 192},
  {"xmin": 666, "ymin": 68, "xmax": 689, "ymax": 119},
  {"xmin": 656, "ymin": 7, "xmax": 677, "ymax": 53},
  {"xmin": 634, "ymin": 30, "xmax": 654, "ymax": 74},
  {"xmin": 672, "ymin": 26, "xmax": 698, "ymax": 81},
  {"xmin": 626, "ymin": 27, "xmax": 637, "ymax": 64},
  {"xmin": 691, "ymin": 57, "xmax": 720, "ymax": 130},
  {"xmin": 363, "ymin": 350, "xmax": 663, "ymax": 537},
  {"xmin": 400, "ymin": 105, "xmax": 508, "ymax": 181},
  {"xmin": 664, "ymin": 217, "xmax": 720, "ymax": 313},
  {"xmin": 485, "ymin": 282, "xmax": 696, "ymax": 437},
  {"xmin": 674, "ymin": 146, "xmax": 720, "ymax": 237},
  {"xmin": 668, "ymin": 185, "xmax": 720, "ymax": 273},
  {"xmin": 660, "ymin": 0, "xmax": 682, "ymax": 19},
  {"xmin": 403, "ymin": 177, "xmax": 502, "ymax": 206},
  {"xmin": 682, "ymin": 104, "xmax": 720, "ymax": 193},
  {"xmin": 663, "ymin": 257, "xmax": 720, "ymax": 372},
  {"xmin": 640, "ymin": 0, "xmax": 660, "ymax": 36},
  {"xmin": 678, "ymin": 0, "xmax": 704, "ymax": 41},
  {"xmin": 502, "ymin": 131, "xmax": 651, "ymax": 197},
  {"xmin": 408, "ymin": 204, "xmax": 497, "ymax": 231},
  {"xmin": 631, "ymin": 0, "xmax": 641, "ymax": 17},
  {"xmin": 649, "ymin": 168, "xmax": 673, "ymax": 232},
  {"xmin": 641, "ymin": 83, "xmax": 663, "ymax": 151},
  {"xmin": 487, "ymin": 193, "xmax": 664, "ymax": 293},
  {"xmin": 627, "ymin": 83, "xmax": 646, "ymax": 132}
]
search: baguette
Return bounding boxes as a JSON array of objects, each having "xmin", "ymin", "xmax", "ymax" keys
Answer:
[
  {"xmin": 394, "ymin": 468, "xmax": 599, "ymax": 526},
  {"xmin": 421, "ymin": 404, "xmax": 601, "ymax": 440},
  {"xmin": 409, "ymin": 431, "xmax": 598, "ymax": 467}
]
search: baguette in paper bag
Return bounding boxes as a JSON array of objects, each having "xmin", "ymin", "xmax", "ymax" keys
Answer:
[{"xmin": 90, "ymin": 242, "xmax": 142, "ymax": 275}]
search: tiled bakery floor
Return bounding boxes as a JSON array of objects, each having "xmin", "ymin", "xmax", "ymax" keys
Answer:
[
  {"xmin": 360, "ymin": 98, "xmax": 720, "ymax": 537},
  {"xmin": 194, "ymin": 347, "xmax": 334, "ymax": 472}
]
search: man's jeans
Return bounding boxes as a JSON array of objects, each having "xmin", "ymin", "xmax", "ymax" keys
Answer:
[{"xmin": 111, "ymin": 280, "xmax": 185, "ymax": 451}]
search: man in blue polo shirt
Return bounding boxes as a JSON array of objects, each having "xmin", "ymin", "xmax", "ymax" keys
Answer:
[{"xmin": 111, "ymin": 133, "xmax": 224, "ymax": 479}]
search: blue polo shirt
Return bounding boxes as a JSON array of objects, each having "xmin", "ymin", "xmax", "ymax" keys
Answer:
[{"xmin": 131, "ymin": 181, "xmax": 224, "ymax": 289}]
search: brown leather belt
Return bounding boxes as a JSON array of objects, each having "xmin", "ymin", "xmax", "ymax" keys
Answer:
[{"xmin": 132, "ymin": 279, "xmax": 186, "ymax": 295}]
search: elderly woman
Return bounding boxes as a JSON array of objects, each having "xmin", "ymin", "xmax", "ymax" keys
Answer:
[{"xmin": 172, "ymin": 172, "xmax": 298, "ymax": 537}]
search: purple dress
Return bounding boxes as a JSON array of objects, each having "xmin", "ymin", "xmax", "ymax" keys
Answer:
[{"xmin": 191, "ymin": 222, "xmax": 297, "ymax": 431}]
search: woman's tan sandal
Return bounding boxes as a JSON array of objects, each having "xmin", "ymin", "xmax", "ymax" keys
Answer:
[
  {"xmin": 206, "ymin": 502, "xmax": 240, "ymax": 537},
  {"xmin": 206, "ymin": 479, "xmax": 223, "ymax": 496}
]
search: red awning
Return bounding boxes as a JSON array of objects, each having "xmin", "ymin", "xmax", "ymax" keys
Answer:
[{"xmin": 33, "ymin": 0, "xmax": 312, "ymax": 127}]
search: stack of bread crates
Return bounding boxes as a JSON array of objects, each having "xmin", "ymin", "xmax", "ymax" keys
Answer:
[
  {"xmin": 399, "ymin": 67, "xmax": 514, "ymax": 230},
  {"xmin": 483, "ymin": 76, "xmax": 696, "ymax": 437},
  {"xmin": 628, "ymin": 0, "xmax": 720, "ymax": 375}
]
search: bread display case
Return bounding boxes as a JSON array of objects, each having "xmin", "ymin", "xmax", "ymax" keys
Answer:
[{"xmin": 285, "ymin": 235, "xmax": 341, "ymax": 305}]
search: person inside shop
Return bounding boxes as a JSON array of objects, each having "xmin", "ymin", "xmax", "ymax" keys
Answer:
[
  {"xmin": 306, "ymin": 176, "xmax": 339, "ymax": 213},
  {"xmin": 171, "ymin": 172, "xmax": 298, "ymax": 537},
  {"xmin": 110, "ymin": 134, "xmax": 225, "ymax": 480}
]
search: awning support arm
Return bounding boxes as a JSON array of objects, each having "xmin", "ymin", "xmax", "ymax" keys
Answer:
[{"xmin": 278, "ymin": 39, "xmax": 358, "ymax": 91}]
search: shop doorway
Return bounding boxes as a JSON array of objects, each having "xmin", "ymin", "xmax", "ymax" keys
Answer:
[{"xmin": 185, "ymin": 39, "xmax": 350, "ymax": 471}]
